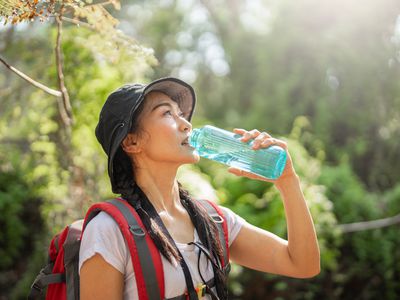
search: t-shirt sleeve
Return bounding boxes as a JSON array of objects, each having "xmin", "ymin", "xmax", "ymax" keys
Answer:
[
  {"xmin": 78, "ymin": 211, "xmax": 129, "ymax": 275},
  {"xmin": 218, "ymin": 205, "xmax": 247, "ymax": 247}
]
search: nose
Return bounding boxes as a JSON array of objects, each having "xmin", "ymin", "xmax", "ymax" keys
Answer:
[{"xmin": 180, "ymin": 116, "xmax": 192, "ymax": 133}]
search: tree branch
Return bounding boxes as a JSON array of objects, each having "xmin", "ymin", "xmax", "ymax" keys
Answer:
[
  {"xmin": 0, "ymin": 56, "xmax": 62, "ymax": 97},
  {"xmin": 54, "ymin": 0, "xmax": 117, "ymax": 20},
  {"xmin": 338, "ymin": 213, "xmax": 400, "ymax": 233},
  {"xmin": 84, "ymin": 0, "xmax": 117, "ymax": 9},
  {"xmin": 55, "ymin": 6, "xmax": 73, "ymax": 128},
  {"xmin": 61, "ymin": 16, "xmax": 95, "ymax": 30}
]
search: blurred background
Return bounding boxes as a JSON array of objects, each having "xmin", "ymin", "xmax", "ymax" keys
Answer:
[{"xmin": 1, "ymin": 0, "xmax": 400, "ymax": 299}]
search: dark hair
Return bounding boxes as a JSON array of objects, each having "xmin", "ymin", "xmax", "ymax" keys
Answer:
[{"xmin": 113, "ymin": 94, "xmax": 228, "ymax": 298}]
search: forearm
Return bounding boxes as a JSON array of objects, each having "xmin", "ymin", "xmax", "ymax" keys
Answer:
[{"xmin": 275, "ymin": 174, "xmax": 320, "ymax": 276}]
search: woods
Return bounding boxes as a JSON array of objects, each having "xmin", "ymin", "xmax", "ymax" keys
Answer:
[{"xmin": 1, "ymin": 0, "xmax": 400, "ymax": 299}]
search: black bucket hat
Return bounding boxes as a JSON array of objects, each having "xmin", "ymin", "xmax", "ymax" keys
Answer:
[{"xmin": 95, "ymin": 77, "xmax": 196, "ymax": 193}]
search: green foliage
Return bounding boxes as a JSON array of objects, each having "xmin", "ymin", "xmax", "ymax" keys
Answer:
[
  {"xmin": 0, "ymin": 157, "xmax": 45, "ymax": 298},
  {"xmin": 318, "ymin": 164, "xmax": 400, "ymax": 299},
  {"xmin": 0, "ymin": 6, "xmax": 157, "ymax": 296},
  {"xmin": 9, "ymin": 240, "xmax": 48, "ymax": 300},
  {"xmin": 0, "ymin": 169, "xmax": 28, "ymax": 269},
  {"xmin": 319, "ymin": 163, "xmax": 379, "ymax": 223}
]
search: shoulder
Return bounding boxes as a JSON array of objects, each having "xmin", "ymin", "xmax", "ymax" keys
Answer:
[
  {"xmin": 82, "ymin": 211, "xmax": 124, "ymax": 243},
  {"xmin": 79, "ymin": 211, "xmax": 129, "ymax": 274},
  {"xmin": 218, "ymin": 205, "xmax": 247, "ymax": 238},
  {"xmin": 216, "ymin": 203, "xmax": 247, "ymax": 246},
  {"xmin": 85, "ymin": 211, "xmax": 120, "ymax": 231},
  {"xmin": 218, "ymin": 205, "xmax": 244, "ymax": 221},
  {"xmin": 81, "ymin": 211, "xmax": 128, "ymax": 249}
]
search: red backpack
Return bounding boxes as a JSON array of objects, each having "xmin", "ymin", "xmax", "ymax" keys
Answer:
[{"xmin": 29, "ymin": 198, "xmax": 229, "ymax": 300}]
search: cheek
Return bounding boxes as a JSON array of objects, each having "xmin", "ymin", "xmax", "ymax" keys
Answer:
[
  {"xmin": 151, "ymin": 135, "xmax": 175, "ymax": 150},
  {"xmin": 143, "ymin": 126, "xmax": 178, "ymax": 153},
  {"xmin": 138, "ymin": 117, "xmax": 184, "ymax": 157}
]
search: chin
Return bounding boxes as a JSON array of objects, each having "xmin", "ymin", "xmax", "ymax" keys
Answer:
[{"xmin": 181, "ymin": 152, "xmax": 200, "ymax": 164}]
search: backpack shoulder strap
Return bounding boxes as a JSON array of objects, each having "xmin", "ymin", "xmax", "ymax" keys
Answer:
[
  {"xmin": 83, "ymin": 198, "xmax": 164, "ymax": 300},
  {"xmin": 64, "ymin": 219, "xmax": 84, "ymax": 300},
  {"xmin": 197, "ymin": 199, "xmax": 230, "ymax": 270}
]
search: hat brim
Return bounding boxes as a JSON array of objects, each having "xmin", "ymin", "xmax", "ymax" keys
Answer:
[
  {"xmin": 108, "ymin": 77, "xmax": 196, "ymax": 192},
  {"xmin": 143, "ymin": 77, "xmax": 196, "ymax": 121}
]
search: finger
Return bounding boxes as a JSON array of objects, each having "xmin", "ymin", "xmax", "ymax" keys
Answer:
[
  {"xmin": 233, "ymin": 128, "xmax": 247, "ymax": 135},
  {"xmin": 228, "ymin": 167, "xmax": 251, "ymax": 177},
  {"xmin": 228, "ymin": 167, "xmax": 273, "ymax": 182},
  {"xmin": 251, "ymin": 132, "xmax": 272, "ymax": 149},
  {"xmin": 227, "ymin": 167, "xmax": 242, "ymax": 176},
  {"xmin": 260, "ymin": 138, "xmax": 277, "ymax": 148},
  {"xmin": 241, "ymin": 129, "xmax": 260, "ymax": 142},
  {"xmin": 260, "ymin": 138, "xmax": 288, "ymax": 150}
]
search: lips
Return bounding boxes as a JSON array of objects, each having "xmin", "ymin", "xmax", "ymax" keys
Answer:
[{"xmin": 181, "ymin": 137, "xmax": 189, "ymax": 145}]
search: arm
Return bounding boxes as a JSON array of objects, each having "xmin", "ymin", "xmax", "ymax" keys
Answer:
[
  {"xmin": 228, "ymin": 129, "xmax": 320, "ymax": 278},
  {"xmin": 80, "ymin": 253, "xmax": 124, "ymax": 300}
]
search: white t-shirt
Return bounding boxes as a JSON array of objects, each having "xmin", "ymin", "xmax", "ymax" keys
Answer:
[{"xmin": 79, "ymin": 204, "xmax": 245, "ymax": 300}]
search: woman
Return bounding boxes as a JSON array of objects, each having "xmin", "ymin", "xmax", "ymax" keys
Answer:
[{"xmin": 79, "ymin": 77, "xmax": 320, "ymax": 300}]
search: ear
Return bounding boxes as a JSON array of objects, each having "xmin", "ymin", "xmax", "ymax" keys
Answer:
[{"xmin": 121, "ymin": 133, "xmax": 141, "ymax": 154}]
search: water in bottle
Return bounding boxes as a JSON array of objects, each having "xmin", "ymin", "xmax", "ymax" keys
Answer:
[{"xmin": 189, "ymin": 125, "xmax": 287, "ymax": 180}]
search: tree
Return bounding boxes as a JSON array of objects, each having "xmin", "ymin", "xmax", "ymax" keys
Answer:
[
  {"xmin": 0, "ymin": 1, "xmax": 156, "ymax": 297},
  {"xmin": 1, "ymin": 0, "xmax": 156, "ymax": 219}
]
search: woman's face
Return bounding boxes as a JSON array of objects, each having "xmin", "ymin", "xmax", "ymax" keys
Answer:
[{"xmin": 131, "ymin": 91, "xmax": 199, "ymax": 166}]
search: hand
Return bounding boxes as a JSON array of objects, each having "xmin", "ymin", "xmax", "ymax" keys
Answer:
[{"xmin": 227, "ymin": 128, "xmax": 296, "ymax": 184}]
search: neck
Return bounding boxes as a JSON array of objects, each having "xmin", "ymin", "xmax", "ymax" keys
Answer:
[{"xmin": 134, "ymin": 164, "xmax": 181, "ymax": 213}]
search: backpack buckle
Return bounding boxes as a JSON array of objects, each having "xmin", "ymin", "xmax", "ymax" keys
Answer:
[
  {"xmin": 129, "ymin": 226, "xmax": 146, "ymax": 237},
  {"xmin": 211, "ymin": 214, "xmax": 224, "ymax": 224},
  {"xmin": 184, "ymin": 284, "xmax": 206, "ymax": 299},
  {"xmin": 31, "ymin": 282, "xmax": 42, "ymax": 292},
  {"xmin": 129, "ymin": 225, "xmax": 145, "ymax": 237},
  {"xmin": 196, "ymin": 283, "xmax": 207, "ymax": 298}
]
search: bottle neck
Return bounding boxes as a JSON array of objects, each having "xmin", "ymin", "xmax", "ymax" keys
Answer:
[{"xmin": 188, "ymin": 128, "xmax": 201, "ymax": 148}]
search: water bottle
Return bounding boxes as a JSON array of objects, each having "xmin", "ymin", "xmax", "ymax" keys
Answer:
[{"xmin": 189, "ymin": 125, "xmax": 287, "ymax": 180}]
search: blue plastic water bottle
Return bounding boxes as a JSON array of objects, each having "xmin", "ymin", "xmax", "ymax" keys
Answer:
[{"xmin": 189, "ymin": 125, "xmax": 287, "ymax": 180}]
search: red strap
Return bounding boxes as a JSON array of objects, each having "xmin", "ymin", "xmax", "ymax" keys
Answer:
[
  {"xmin": 202, "ymin": 200, "xmax": 230, "ymax": 264},
  {"xmin": 83, "ymin": 200, "xmax": 165, "ymax": 300},
  {"xmin": 114, "ymin": 198, "xmax": 165, "ymax": 299},
  {"xmin": 48, "ymin": 234, "xmax": 60, "ymax": 262}
]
